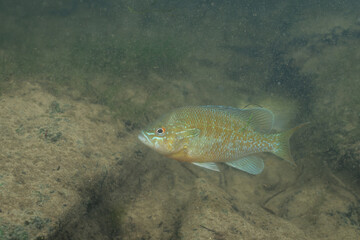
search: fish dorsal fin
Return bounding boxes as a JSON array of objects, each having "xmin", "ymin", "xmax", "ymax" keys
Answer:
[
  {"xmin": 202, "ymin": 106, "xmax": 274, "ymax": 133},
  {"xmin": 225, "ymin": 156, "xmax": 264, "ymax": 175}
]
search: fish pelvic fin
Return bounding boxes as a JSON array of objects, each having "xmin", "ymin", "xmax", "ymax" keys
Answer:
[{"xmin": 273, "ymin": 122, "xmax": 309, "ymax": 166}]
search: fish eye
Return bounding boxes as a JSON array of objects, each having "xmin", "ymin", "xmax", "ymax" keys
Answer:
[{"xmin": 156, "ymin": 127, "xmax": 166, "ymax": 136}]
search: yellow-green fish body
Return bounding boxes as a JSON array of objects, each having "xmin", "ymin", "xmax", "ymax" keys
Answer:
[{"xmin": 138, "ymin": 106, "xmax": 305, "ymax": 174}]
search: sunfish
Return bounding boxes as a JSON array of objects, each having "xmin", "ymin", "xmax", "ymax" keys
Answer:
[{"xmin": 138, "ymin": 106, "xmax": 306, "ymax": 174}]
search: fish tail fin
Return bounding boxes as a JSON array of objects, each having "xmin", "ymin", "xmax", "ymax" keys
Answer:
[{"xmin": 272, "ymin": 122, "xmax": 309, "ymax": 166}]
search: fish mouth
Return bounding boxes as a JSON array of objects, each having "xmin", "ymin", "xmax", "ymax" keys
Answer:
[{"xmin": 138, "ymin": 131, "xmax": 153, "ymax": 147}]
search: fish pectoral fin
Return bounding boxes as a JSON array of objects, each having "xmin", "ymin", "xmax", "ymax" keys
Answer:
[
  {"xmin": 225, "ymin": 156, "xmax": 264, "ymax": 175},
  {"xmin": 192, "ymin": 162, "xmax": 220, "ymax": 172}
]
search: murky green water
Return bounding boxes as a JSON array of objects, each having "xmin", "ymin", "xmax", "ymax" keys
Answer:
[{"xmin": 0, "ymin": 1, "xmax": 359, "ymax": 239}]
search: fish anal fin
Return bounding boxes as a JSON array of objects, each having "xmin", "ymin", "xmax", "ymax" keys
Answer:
[
  {"xmin": 192, "ymin": 162, "xmax": 220, "ymax": 172},
  {"xmin": 225, "ymin": 156, "xmax": 264, "ymax": 175}
]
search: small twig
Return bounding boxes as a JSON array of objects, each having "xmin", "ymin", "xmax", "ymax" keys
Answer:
[
  {"xmin": 262, "ymin": 188, "xmax": 287, "ymax": 207},
  {"xmin": 261, "ymin": 160, "xmax": 305, "ymax": 214},
  {"xmin": 323, "ymin": 161, "xmax": 360, "ymax": 201},
  {"xmin": 181, "ymin": 163, "xmax": 199, "ymax": 178},
  {"xmin": 200, "ymin": 225, "xmax": 216, "ymax": 233}
]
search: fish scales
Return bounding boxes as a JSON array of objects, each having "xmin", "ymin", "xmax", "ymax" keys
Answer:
[{"xmin": 171, "ymin": 107, "xmax": 277, "ymax": 163}]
